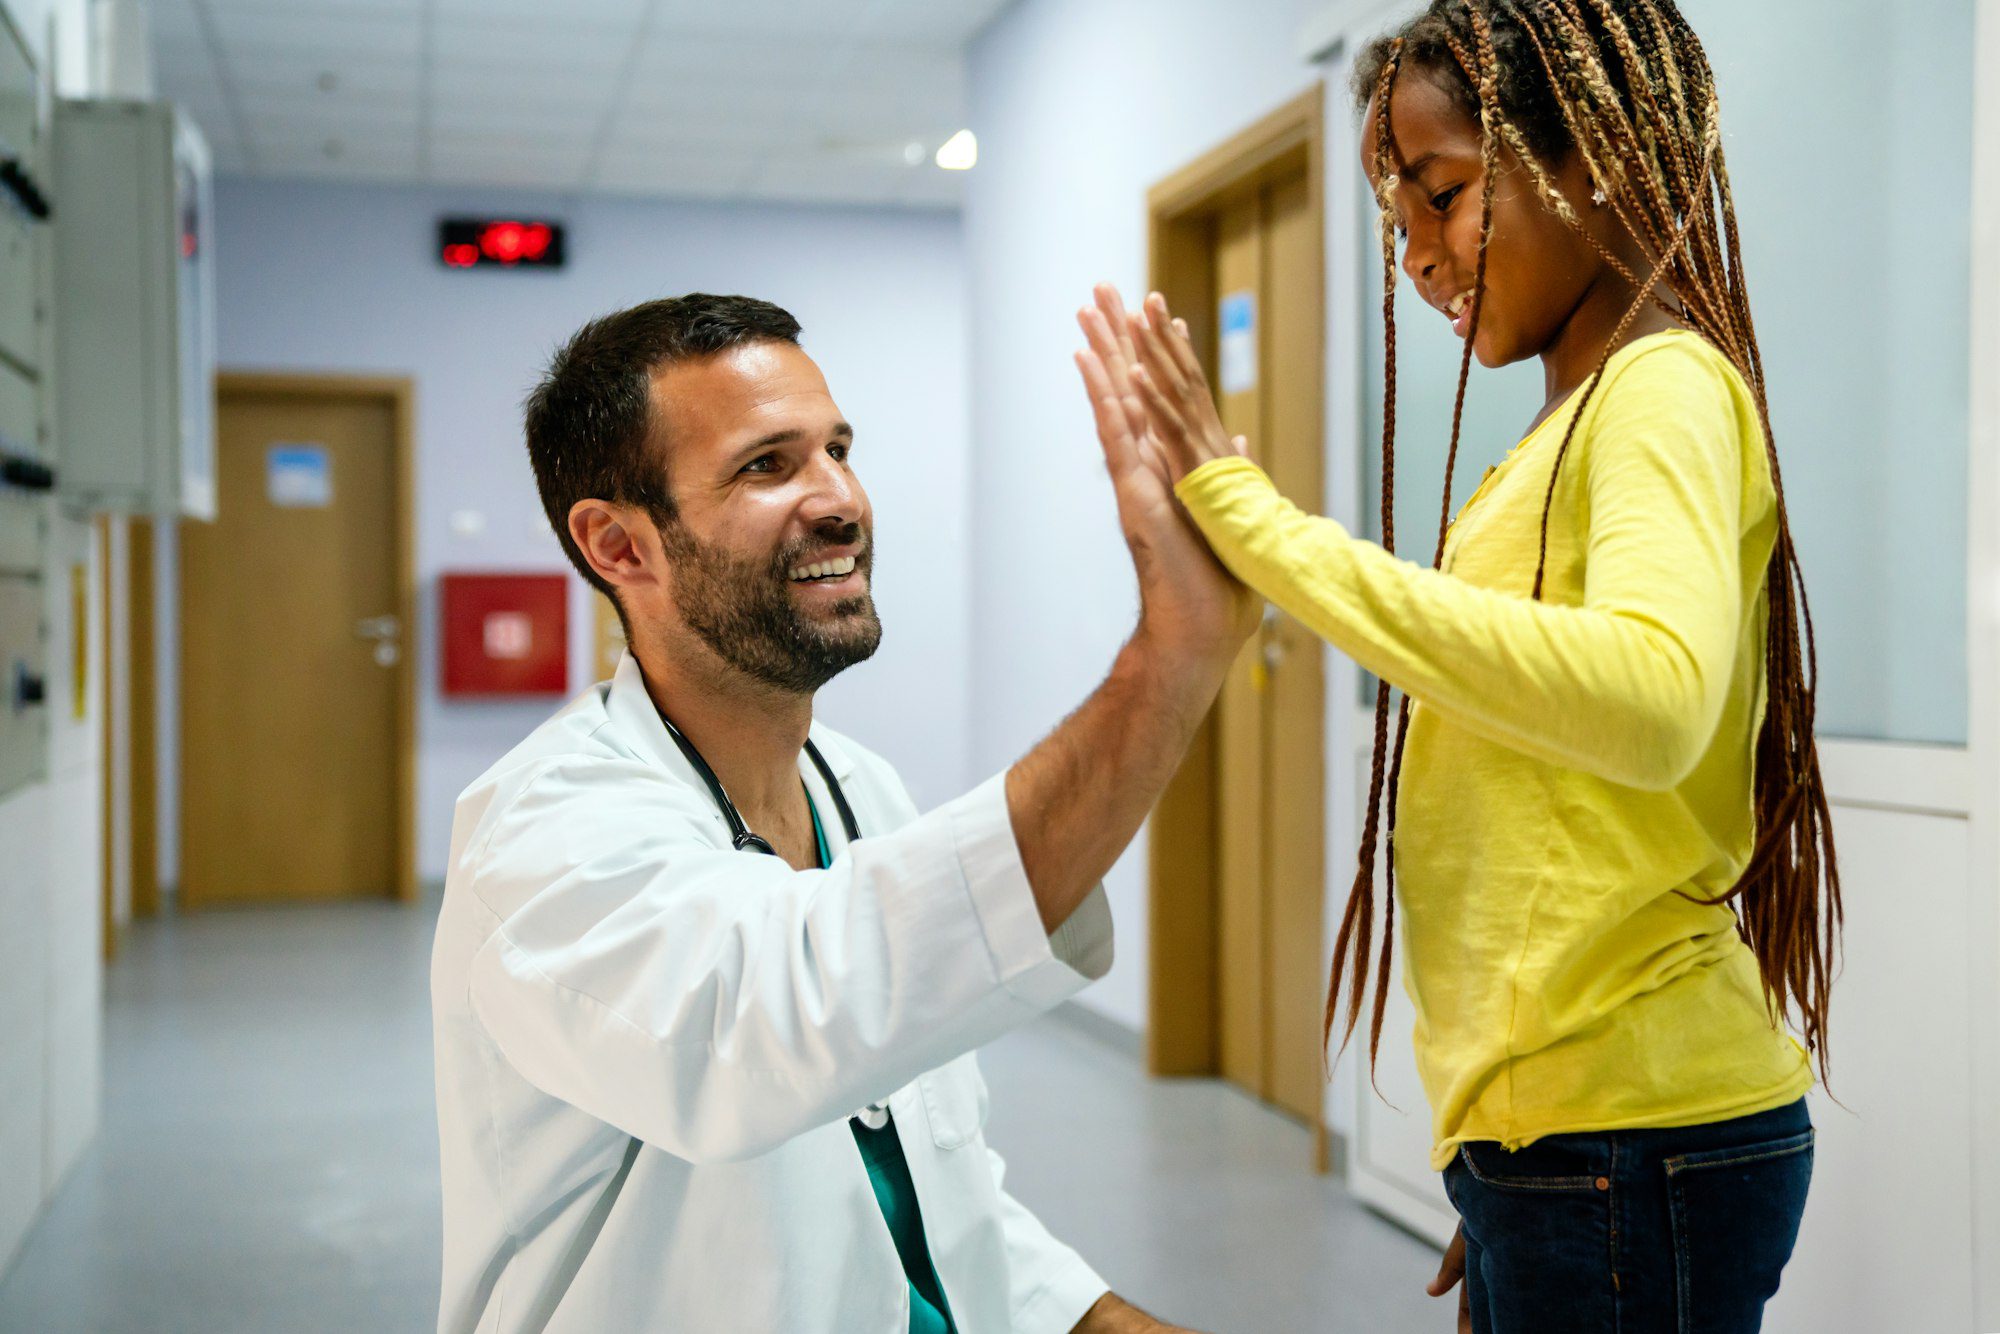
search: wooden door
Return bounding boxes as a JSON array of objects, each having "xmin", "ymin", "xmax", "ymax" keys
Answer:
[
  {"xmin": 179, "ymin": 376, "xmax": 414, "ymax": 906},
  {"xmin": 1209, "ymin": 169, "xmax": 1327, "ymax": 1124},
  {"xmin": 1146, "ymin": 87, "xmax": 1327, "ymax": 1145}
]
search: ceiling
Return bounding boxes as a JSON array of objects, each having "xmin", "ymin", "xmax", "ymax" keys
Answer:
[{"xmin": 145, "ymin": 0, "xmax": 1013, "ymax": 209}]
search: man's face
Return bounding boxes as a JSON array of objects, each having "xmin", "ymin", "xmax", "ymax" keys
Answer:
[{"xmin": 643, "ymin": 341, "xmax": 881, "ymax": 695}]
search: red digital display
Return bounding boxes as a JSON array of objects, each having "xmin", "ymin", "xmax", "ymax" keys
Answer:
[{"xmin": 439, "ymin": 217, "xmax": 566, "ymax": 270}]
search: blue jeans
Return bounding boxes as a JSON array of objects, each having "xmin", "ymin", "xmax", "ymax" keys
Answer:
[{"xmin": 1441, "ymin": 1099, "xmax": 1813, "ymax": 1333}]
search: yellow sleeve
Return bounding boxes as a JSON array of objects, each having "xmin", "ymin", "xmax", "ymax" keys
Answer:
[{"xmin": 1174, "ymin": 345, "xmax": 1755, "ymax": 791}]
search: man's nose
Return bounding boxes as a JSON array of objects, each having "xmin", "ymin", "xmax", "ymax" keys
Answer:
[{"xmin": 800, "ymin": 451, "xmax": 862, "ymax": 523}]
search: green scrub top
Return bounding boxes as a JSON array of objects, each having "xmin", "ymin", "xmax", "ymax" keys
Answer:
[{"xmin": 810, "ymin": 796, "xmax": 957, "ymax": 1334}]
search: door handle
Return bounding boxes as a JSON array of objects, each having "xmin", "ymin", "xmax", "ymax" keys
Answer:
[{"xmin": 355, "ymin": 615, "xmax": 401, "ymax": 667}]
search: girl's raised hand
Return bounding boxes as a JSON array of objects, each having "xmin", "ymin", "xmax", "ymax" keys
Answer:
[{"xmin": 1126, "ymin": 291, "xmax": 1249, "ymax": 483}]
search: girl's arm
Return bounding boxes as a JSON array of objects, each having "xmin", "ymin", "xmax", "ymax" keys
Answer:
[{"xmin": 1121, "ymin": 291, "xmax": 1758, "ymax": 792}]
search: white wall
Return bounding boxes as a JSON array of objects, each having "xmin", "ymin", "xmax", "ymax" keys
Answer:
[
  {"xmin": 209, "ymin": 179, "xmax": 972, "ymax": 882},
  {"xmin": 965, "ymin": 0, "xmax": 1323, "ymax": 1031},
  {"xmin": 0, "ymin": 0, "xmax": 102, "ymax": 1282}
]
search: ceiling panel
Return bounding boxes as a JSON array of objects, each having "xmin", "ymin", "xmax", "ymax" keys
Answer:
[
  {"xmin": 229, "ymin": 56, "xmax": 423, "ymax": 103},
  {"xmin": 425, "ymin": 147, "xmax": 591, "ymax": 192},
  {"xmin": 248, "ymin": 136, "xmax": 422, "ymax": 180},
  {"xmin": 427, "ymin": 63, "xmax": 614, "ymax": 113},
  {"xmin": 659, "ymin": 0, "xmax": 885, "ymax": 42},
  {"xmin": 871, "ymin": 0, "xmax": 1017, "ymax": 48},
  {"xmin": 593, "ymin": 145, "xmax": 758, "ymax": 198},
  {"xmin": 152, "ymin": 0, "xmax": 987, "ymax": 210},
  {"xmin": 433, "ymin": 20, "xmax": 635, "ymax": 72},
  {"xmin": 429, "ymin": 99, "xmax": 602, "ymax": 140},
  {"xmin": 433, "ymin": 0, "xmax": 649, "ymax": 22},
  {"xmin": 211, "ymin": 8, "xmax": 424, "ymax": 61}
]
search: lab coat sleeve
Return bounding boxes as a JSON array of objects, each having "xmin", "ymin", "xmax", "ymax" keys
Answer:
[
  {"xmin": 459, "ymin": 759, "xmax": 1113, "ymax": 1164},
  {"xmin": 984, "ymin": 1146, "xmax": 1111, "ymax": 1334}
]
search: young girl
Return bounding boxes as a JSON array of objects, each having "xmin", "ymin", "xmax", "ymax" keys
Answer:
[{"xmin": 1074, "ymin": 2, "xmax": 1836, "ymax": 1330}]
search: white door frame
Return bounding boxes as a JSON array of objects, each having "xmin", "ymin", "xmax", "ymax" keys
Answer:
[{"xmin": 1959, "ymin": 3, "xmax": 2000, "ymax": 1320}]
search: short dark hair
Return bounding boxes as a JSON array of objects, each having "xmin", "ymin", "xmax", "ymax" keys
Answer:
[{"xmin": 525, "ymin": 293, "xmax": 804, "ymax": 598}]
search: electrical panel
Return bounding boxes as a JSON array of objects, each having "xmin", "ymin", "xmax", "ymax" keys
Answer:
[
  {"xmin": 0, "ymin": 4, "xmax": 49, "ymax": 801},
  {"xmin": 51, "ymin": 98, "xmax": 214, "ymax": 518}
]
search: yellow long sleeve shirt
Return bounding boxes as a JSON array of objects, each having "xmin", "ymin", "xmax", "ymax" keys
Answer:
[{"xmin": 1176, "ymin": 330, "xmax": 1811, "ymax": 1169}]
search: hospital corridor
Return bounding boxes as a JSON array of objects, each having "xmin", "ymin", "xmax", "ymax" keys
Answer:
[{"xmin": 1, "ymin": 0, "xmax": 1996, "ymax": 1331}]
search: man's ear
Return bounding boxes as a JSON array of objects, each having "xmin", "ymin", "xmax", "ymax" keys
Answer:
[{"xmin": 569, "ymin": 500, "xmax": 656, "ymax": 597}]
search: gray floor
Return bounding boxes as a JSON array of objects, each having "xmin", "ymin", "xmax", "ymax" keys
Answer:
[{"xmin": 0, "ymin": 901, "xmax": 1443, "ymax": 1333}]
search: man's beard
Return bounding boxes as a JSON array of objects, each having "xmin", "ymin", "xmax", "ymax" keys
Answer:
[{"xmin": 659, "ymin": 518, "xmax": 883, "ymax": 695}]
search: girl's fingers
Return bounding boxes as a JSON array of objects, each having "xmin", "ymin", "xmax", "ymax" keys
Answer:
[
  {"xmin": 1130, "ymin": 367, "xmax": 1200, "ymax": 476},
  {"xmin": 1144, "ymin": 292, "xmax": 1206, "ymax": 386},
  {"xmin": 1166, "ymin": 313, "xmax": 1209, "ymax": 387},
  {"xmin": 1128, "ymin": 364, "xmax": 1188, "ymax": 436},
  {"xmin": 1128, "ymin": 311, "xmax": 1192, "ymax": 400},
  {"xmin": 1232, "ymin": 434, "xmax": 1250, "ymax": 457},
  {"xmin": 1427, "ymin": 1225, "xmax": 1467, "ymax": 1297}
]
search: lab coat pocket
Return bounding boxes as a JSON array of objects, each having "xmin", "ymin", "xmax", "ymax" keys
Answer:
[{"xmin": 917, "ymin": 1055, "xmax": 990, "ymax": 1150}]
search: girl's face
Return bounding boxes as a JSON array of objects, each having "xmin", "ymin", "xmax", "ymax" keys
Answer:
[{"xmin": 1361, "ymin": 70, "xmax": 1607, "ymax": 369}]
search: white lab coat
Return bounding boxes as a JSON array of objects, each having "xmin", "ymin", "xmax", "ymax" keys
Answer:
[{"xmin": 432, "ymin": 652, "xmax": 1115, "ymax": 1333}]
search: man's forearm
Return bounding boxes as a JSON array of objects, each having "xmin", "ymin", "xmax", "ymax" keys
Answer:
[
  {"xmin": 1071, "ymin": 1292, "xmax": 1194, "ymax": 1333},
  {"xmin": 1006, "ymin": 630, "xmax": 1230, "ymax": 933}
]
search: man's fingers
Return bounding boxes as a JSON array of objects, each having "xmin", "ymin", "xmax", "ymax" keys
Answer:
[
  {"xmin": 1078, "ymin": 306, "xmax": 1127, "ymax": 378},
  {"xmin": 1096, "ymin": 284, "xmax": 1141, "ymax": 367},
  {"xmin": 1081, "ymin": 302, "xmax": 1154, "ymax": 440},
  {"xmin": 1076, "ymin": 351, "xmax": 1139, "ymax": 476},
  {"xmin": 1076, "ymin": 344, "xmax": 1119, "ymax": 407}
]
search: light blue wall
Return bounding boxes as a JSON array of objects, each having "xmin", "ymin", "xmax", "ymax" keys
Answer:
[
  {"xmin": 1354, "ymin": 0, "xmax": 1974, "ymax": 743},
  {"xmin": 212, "ymin": 179, "xmax": 972, "ymax": 879}
]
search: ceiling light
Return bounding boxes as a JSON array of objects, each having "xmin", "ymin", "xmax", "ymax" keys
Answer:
[
  {"xmin": 902, "ymin": 140, "xmax": 925, "ymax": 167},
  {"xmin": 934, "ymin": 129, "xmax": 976, "ymax": 171}
]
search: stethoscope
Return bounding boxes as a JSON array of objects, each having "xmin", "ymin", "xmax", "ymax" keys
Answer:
[
  {"xmin": 654, "ymin": 707, "xmax": 891, "ymax": 1131},
  {"xmin": 655, "ymin": 710, "xmax": 862, "ymax": 855}
]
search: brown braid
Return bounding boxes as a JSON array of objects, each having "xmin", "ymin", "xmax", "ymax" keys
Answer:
[
  {"xmin": 1337, "ymin": 0, "xmax": 1843, "ymax": 1085},
  {"xmin": 1326, "ymin": 39, "xmax": 1408, "ymax": 1067}
]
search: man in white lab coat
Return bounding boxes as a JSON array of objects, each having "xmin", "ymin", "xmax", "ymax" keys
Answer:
[{"xmin": 431, "ymin": 293, "xmax": 1252, "ymax": 1333}]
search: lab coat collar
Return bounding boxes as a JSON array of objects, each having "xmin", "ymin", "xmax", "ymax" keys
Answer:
[{"xmin": 603, "ymin": 651, "xmax": 860, "ymax": 791}]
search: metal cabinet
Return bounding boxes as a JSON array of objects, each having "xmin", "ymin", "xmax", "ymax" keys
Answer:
[{"xmin": 52, "ymin": 99, "xmax": 214, "ymax": 518}]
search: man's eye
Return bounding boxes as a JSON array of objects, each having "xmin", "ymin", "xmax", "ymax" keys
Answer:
[
  {"xmin": 1431, "ymin": 185, "xmax": 1463, "ymax": 213},
  {"xmin": 829, "ymin": 443, "xmax": 850, "ymax": 463},
  {"xmin": 741, "ymin": 454, "xmax": 779, "ymax": 474}
]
